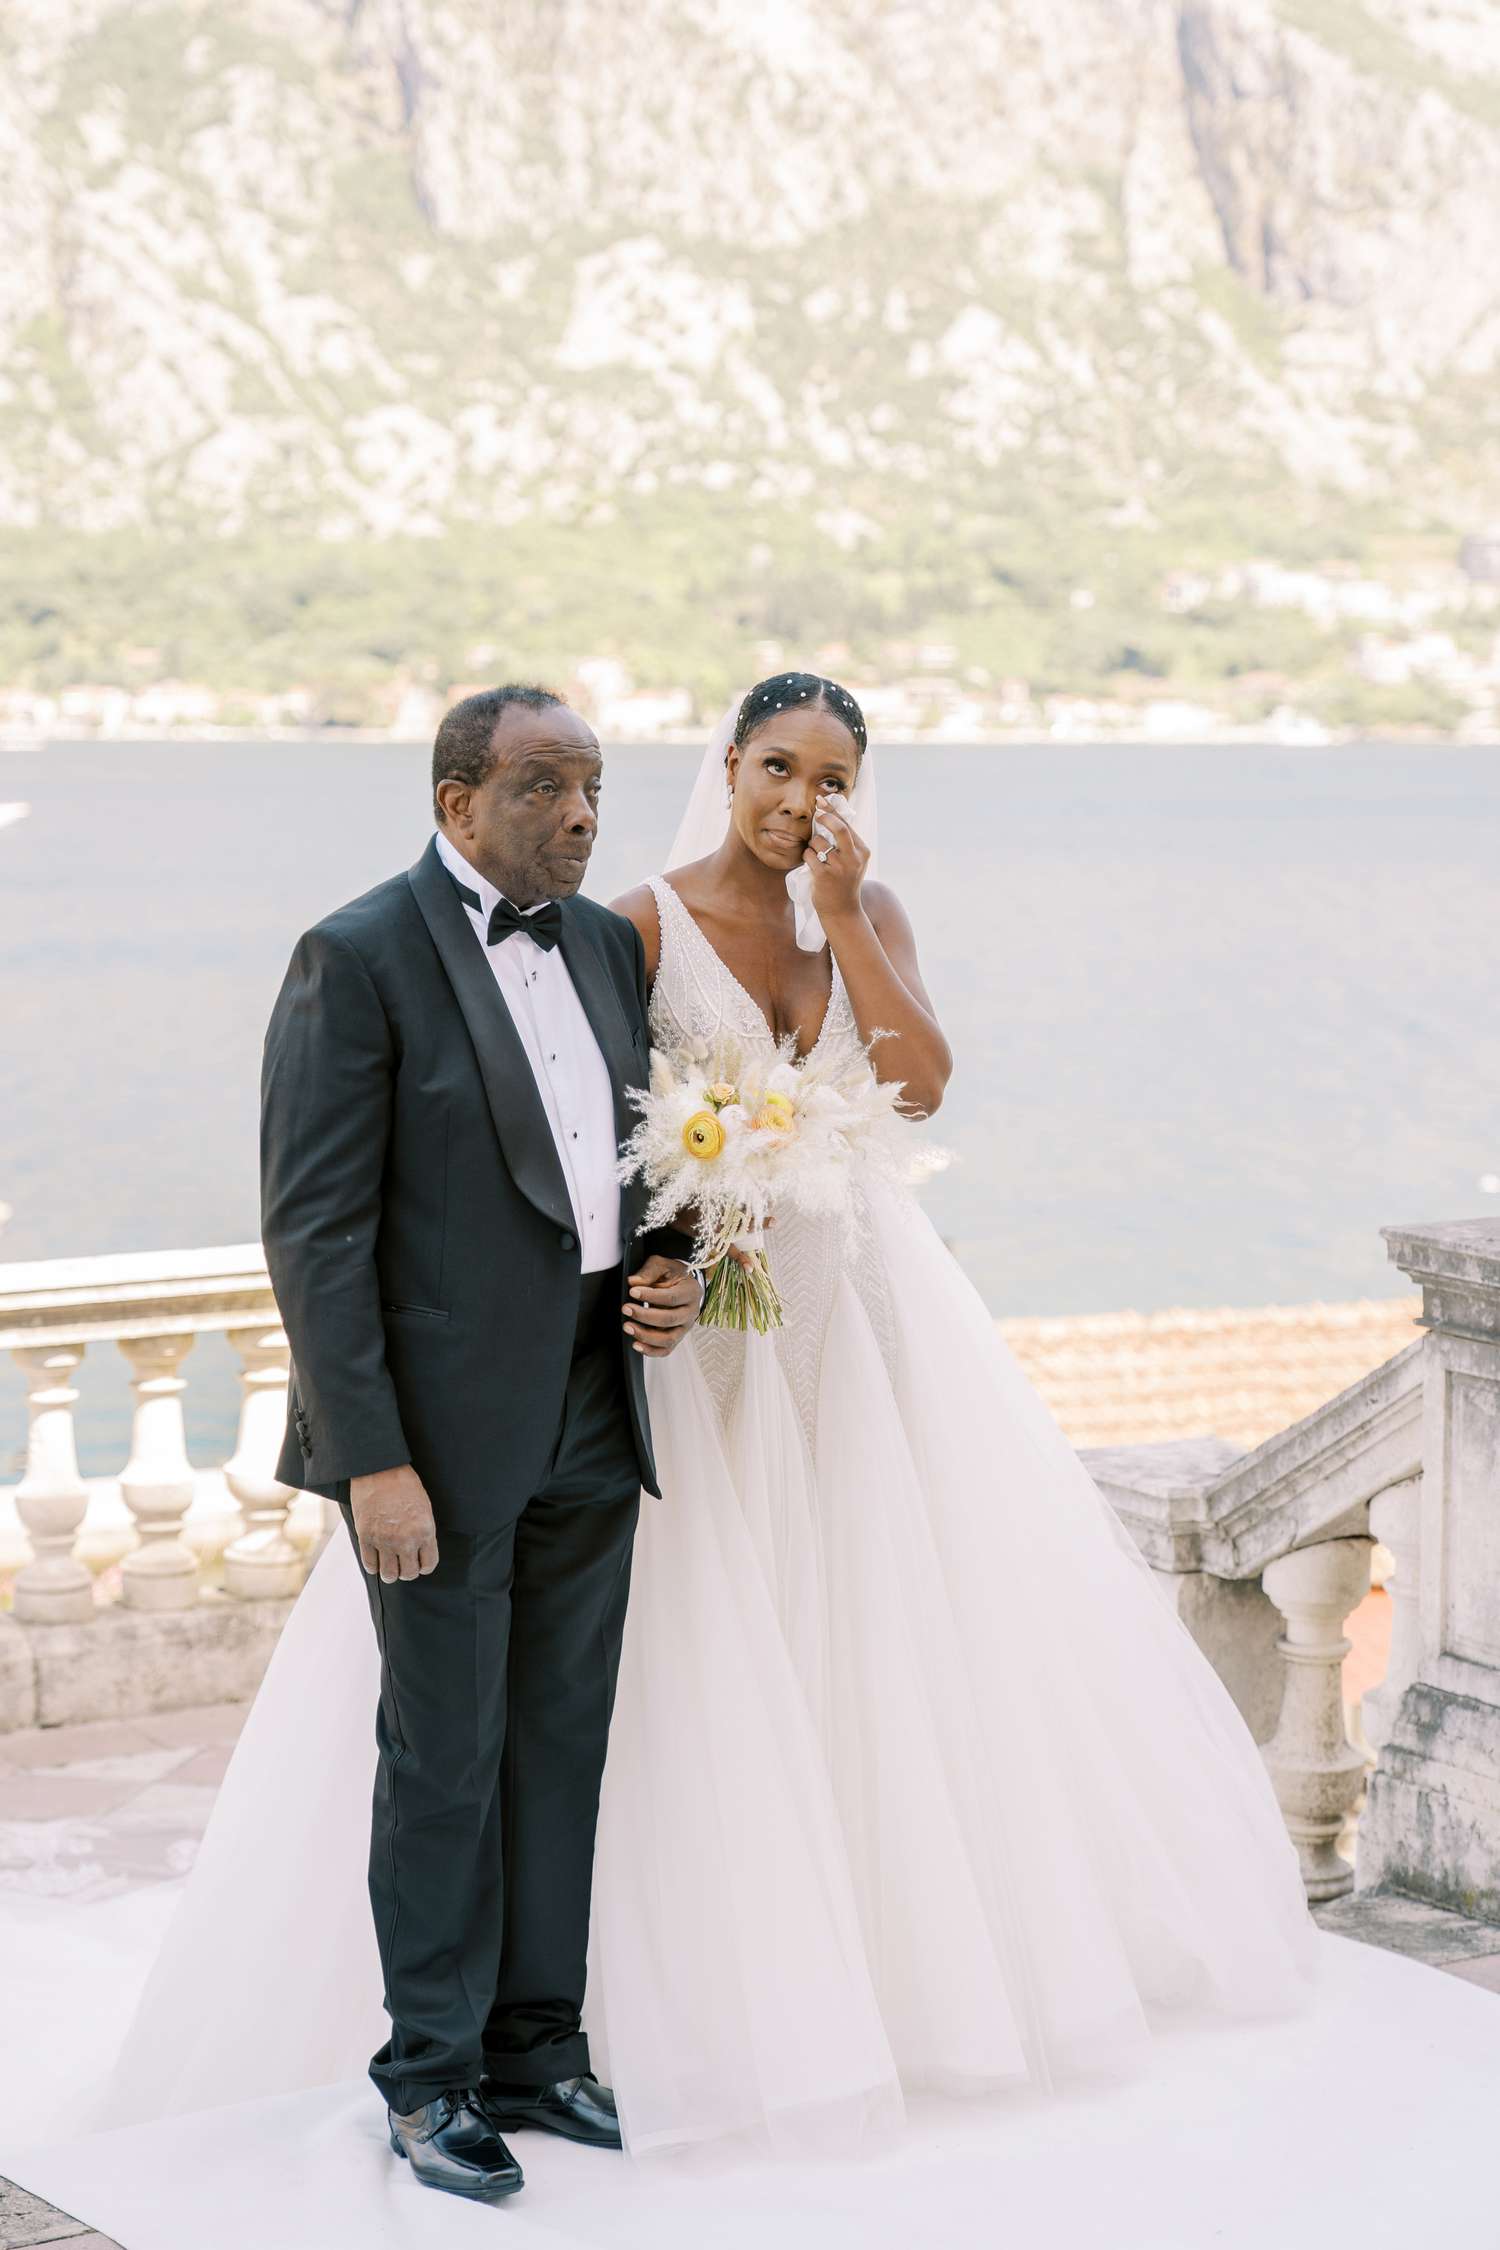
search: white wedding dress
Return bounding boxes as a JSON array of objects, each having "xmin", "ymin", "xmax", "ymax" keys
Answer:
[
  {"xmin": 587, "ymin": 875, "xmax": 1318, "ymax": 2150},
  {"xmin": 5, "ymin": 859, "xmax": 1499, "ymax": 2247}
]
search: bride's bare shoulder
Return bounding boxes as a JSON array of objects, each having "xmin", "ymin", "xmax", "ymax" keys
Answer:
[
  {"xmin": 860, "ymin": 881, "xmax": 934, "ymax": 990},
  {"xmin": 608, "ymin": 881, "xmax": 663, "ymax": 981},
  {"xmin": 862, "ymin": 879, "xmax": 914, "ymax": 938},
  {"xmin": 610, "ymin": 860, "xmax": 721, "ymax": 983}
]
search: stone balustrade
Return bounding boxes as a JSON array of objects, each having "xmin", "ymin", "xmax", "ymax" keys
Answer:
[
  {"xmin": 4, "ymin": 1223, "xmax": 1498, "ymax": 1930},
  {"xmin": 1084, "ymin": 1219, "xmax": 1500, "ymax": 1918},
  {"xmin": 1083, "ymin": 1330, "xmax": 1427, "ymax": 1902},
  {"xmin": 0, "ymin": 1245, "xmax": 324, "ymax": 1732}
]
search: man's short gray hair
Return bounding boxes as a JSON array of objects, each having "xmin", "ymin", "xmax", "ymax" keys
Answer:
[{"xmin": 432, "ymin": 684, "xmax": 564, "ymax": 819}]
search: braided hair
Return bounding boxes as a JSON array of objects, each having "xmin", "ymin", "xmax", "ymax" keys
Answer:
[
  {"xmin": 732, "ymin": 672, "xmax": 868, "ymax": 760},
  {"xmin": 432, "ymin": 682, "xmax": 564, "ymax": 818}
]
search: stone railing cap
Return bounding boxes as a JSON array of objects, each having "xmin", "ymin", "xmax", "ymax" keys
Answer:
[
  {"xmin": 1383, "ymin": 1219, "xmax": 1500, "ymax": 1341},
  {"xmin": 0, "ymin": 1243, "xmax": 267, "ymax": 1296},
  {"xmin": 1084, "ymin": 1336, "xmax": 1422, "ymax": 1576},
  {"xmin": 0, "ymin": 1244, "xmax": 274, "ymax": 1347},
  {"xmin": 1080, "ymin": 1436, "xmax": 1243, "ymax": 1505},
  {"xmin": 1382, "ymin": 1219, "xmax": 1500, "ymax": 1283}
]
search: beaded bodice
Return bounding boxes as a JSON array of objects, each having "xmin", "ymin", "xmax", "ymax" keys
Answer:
[
  {"xmin": 644, "ymin": 877, "xmax": 896, "ymax": 1448},
  {"xmin": 644, "ymin": 875, "xmax": 856, "ymax": 1067}
]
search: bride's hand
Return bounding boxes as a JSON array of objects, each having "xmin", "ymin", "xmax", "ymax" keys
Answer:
[
  {"xmin": 803, "ymin": 792, "xmax": 869, "ymax": 921},
  {"xmin": 727, "ymin": 1217, "xmax": 774, "ymax": 1272}
]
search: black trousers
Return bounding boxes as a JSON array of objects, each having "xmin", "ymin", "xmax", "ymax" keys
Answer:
[{"xmin": 339, "ymin": 1268, "xmax": 642, "ymax": 2113}]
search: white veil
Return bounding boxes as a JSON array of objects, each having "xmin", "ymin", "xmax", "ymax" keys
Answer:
[{"xmin": 667, "ymin": 688, "xmax": 879, "ymax": 952}]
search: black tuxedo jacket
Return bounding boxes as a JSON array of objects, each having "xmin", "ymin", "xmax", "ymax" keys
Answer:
[{"xmin": 261, "ymin": 836, "xmax": 685, "ymax": 1529}]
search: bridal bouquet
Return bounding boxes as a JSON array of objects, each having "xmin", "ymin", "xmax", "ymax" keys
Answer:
[{"xmin": 618, "ymin": 1030, "xmax": 939, "ymax": 1332}]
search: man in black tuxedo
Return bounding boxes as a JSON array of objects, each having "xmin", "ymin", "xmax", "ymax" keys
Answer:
[{"xmin": 261, "ymin": 685, "xmax": 700, "ymax": 2203}]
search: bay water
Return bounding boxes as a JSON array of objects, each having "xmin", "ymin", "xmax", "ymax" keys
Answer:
[{"xmin": 3, "ymin": 739, "xmax": 1496, "ymax": 1472}]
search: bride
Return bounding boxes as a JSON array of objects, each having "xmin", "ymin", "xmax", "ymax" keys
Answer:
[
  {"xmin": 78, "ymin": 670, "xmax": 1314, "ymax": 2168},
  {"xmin": 596, "ymin": 671, "xmax": 1316, "ymax": 2148}
]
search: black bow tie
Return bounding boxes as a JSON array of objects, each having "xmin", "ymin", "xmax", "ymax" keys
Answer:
[{"xmin": 448, "ymin": 873, "xmax": 563, "ymax": 952}]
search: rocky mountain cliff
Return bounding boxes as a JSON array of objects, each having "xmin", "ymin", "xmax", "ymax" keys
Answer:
[{"xmin": 2, "ymin": 0, "xmax": 1498, "ymax": 703}]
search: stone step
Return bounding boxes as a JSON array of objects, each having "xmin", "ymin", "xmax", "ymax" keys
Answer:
[
  {"xmin": 0, "ymin": 2173, "xmax": 119, "ymax": 2248},
  {"xmin": 1313, "ymin": 1887, "xmax": 1500, "ymax": 1982}
]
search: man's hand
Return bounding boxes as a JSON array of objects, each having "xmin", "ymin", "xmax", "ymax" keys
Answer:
[
  {"xmin": 350, "ymin": 1464, "xmax": 439, "ymax": 1583},
  {"xmin": 622, "ymin": 1255, "xmax": 702, "ymax": 1358}
]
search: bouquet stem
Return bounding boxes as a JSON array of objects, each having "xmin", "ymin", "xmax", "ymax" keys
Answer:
[{"xmin": 700, "ymin": 1231, "xmax": 783, "ymax": 1333}]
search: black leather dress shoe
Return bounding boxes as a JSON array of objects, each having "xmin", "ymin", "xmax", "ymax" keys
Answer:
[
  {"xmin": 388, "ymin": 2088, "xmax": 525, "ymax": 2198},
  {"xmin": 479, "ymin": 2072, "xmax": 623, "ymax": 2150}
]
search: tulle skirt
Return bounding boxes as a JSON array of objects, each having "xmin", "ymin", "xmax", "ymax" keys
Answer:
[
  {"xmin": 590, "ymin": 1183, "xmax": 1315, "ymax": 2151},
  {"xmin": 86, "ymin": 1181, "xmax": 1315, "ymax": 2154}
]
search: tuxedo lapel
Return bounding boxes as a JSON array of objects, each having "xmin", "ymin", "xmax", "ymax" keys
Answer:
[{"xmin": 407, "ymin": 838, "xmax": 574, "ymax": 1236}]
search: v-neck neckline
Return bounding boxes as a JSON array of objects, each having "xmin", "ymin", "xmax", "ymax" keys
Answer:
[{"xmin": 657, "ymin": 876, "xmax": 840, "ymax": 1064}]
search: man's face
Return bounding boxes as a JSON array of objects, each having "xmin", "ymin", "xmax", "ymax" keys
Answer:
[{"xmin": 438, "ymin": 703, "xmax": 603, "ymax": 907}]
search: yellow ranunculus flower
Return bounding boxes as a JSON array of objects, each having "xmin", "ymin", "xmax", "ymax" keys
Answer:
[
  {"xmin": 682, "ymin": 1110, "xmax": 726, "ymax": 1159},
  {"xmin": 757, "ymin": 1091, "xmax": 795, "ymax": 1130},
  {"xmin": 706, "ymin": 1079, "xmax": 738, "ymax": 1108}
]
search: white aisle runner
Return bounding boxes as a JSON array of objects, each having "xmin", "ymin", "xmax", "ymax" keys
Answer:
[{"xmin": 4, "ymin": 1933, "xmax": 1497, "ymax": 2250}]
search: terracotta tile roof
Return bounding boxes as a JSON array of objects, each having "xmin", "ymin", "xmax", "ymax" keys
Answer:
[{"xmin": 997, "ymin": 1296, "xmax": 1423, "ymax": 1451}]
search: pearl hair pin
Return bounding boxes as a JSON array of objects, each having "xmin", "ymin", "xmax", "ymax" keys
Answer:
[{"xmin": 736, "ymin": 674, "xmax": 868, "ymax": 755}]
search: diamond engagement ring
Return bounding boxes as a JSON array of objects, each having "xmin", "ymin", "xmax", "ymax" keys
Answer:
[{"xmin": 815, "ymin": 844, "xmax": 834, "ymax": 861}]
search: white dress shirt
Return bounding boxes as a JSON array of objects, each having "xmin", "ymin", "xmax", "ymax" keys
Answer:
[{"xmin": 434, "ymin": 827, "xmax": 623, "ymax": 1273}]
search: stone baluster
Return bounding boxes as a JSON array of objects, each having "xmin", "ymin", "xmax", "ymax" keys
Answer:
[
  {"xmin": 221, "ymin": 1322, "xmax": 303, "ymax": 1600},
  {"xmin": 118, "ymin": 1333, "xmax": 200, "ymax": 1610},
  {"xmin": 10, "ymin": 1343, "xmax": 95, "ymax": 1624},
  {"xmin": 1260, "ymin": 1536, "xmax": 1373, "ymax": 1901},
  {"xmin": 1362, "ymin": 1475, "xmax": 1422, "ymax": 1755}
]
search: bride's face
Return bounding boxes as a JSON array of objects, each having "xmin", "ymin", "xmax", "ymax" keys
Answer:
[{"xmin": 726, "ymin": 707, "xmax": 860, "ymax": 873}]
